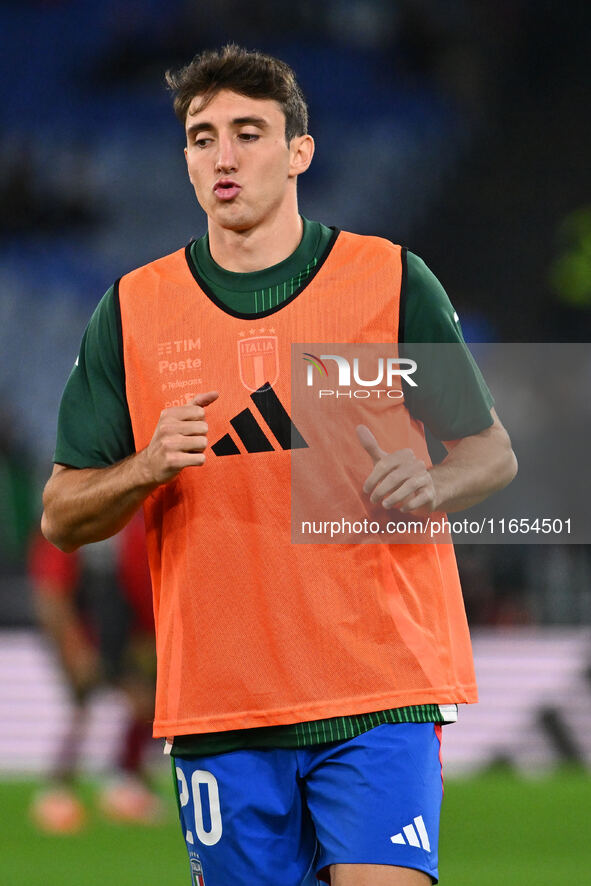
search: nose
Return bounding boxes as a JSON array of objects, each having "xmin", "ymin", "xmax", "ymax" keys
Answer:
[{"xmin": 215, "ymin": 136, "xmax": 238, "ymax": 174}]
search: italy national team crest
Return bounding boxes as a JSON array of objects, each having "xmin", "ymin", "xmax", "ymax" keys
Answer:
[
  {"xmin": 238, "ymin": 335, "xmax": 279, "ymax": 391},
  {"xmin": 190, "ymin": 854, "xmax": 206, "ymax": 886}
]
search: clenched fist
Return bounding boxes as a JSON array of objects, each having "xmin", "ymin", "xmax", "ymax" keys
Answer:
[
  {"xmin": 143, "ymin": 391, "xmax": 219, "ymax": 484},
  {"xmin": 357, "ymin": 424, "xmax": 438, "ymax": 516}
]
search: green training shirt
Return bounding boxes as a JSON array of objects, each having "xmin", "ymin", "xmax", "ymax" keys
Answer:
[{"xmin": 54, "ymin": 218, "xmax": 493, "ymax": 756}]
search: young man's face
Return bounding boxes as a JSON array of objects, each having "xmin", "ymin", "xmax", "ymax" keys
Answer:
[{"xmin": 184, "ymin": 89, "xmax": 312, "ymax": 234}]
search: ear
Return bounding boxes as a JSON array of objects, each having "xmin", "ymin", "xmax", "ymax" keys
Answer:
[
  {"xmin": 184, "ymin": 146, "xmax": 193, "ymax": 182},
  {"xmin": 288, "ymin": 134, "xmax": 315, "ymax": 179}
]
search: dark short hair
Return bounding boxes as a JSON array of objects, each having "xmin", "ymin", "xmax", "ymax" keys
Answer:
[{"xmin": 165, "ymin": 44, "xmax": 308, "ymax": 142}]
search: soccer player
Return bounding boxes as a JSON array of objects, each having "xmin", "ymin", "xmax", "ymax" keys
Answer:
[
  {"xmin": 41, "ymin": 45, "xmax": 517, "ymax": 885},
  {"xmin": 28, "ymin": 513, "xmax": 162, "ymax": 830}
]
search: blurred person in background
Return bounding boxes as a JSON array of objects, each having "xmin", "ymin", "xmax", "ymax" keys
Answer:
[
  {"xmin": 28, "ymin": 511, "xmax": 161, "ymax": 832},
  {"xmin": 41, "ymin": 45, "xmax": 516, "ymax": 885},
  {"xmin": 0, "ymin": 404, "xmax": 36, "ymax": 571}
]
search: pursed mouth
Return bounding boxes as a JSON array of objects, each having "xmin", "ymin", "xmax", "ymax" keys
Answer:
[{"xmin": 213, "ymin": 179, "xmax": 242, "ymax": 198}]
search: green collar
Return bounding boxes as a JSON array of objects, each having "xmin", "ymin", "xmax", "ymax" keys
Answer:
[{"xmin": 188, "ymin": 218, "xmax": 335, "ymax": 316}]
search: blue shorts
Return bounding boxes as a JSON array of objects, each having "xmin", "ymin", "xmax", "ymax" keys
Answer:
[{"xmin": 173, "ymin": 722, "xmax": 443, "ymax": 885}]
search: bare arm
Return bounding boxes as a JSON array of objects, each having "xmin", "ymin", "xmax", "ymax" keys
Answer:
[
  {"xmin": 41, "ymin": 456, "xmax": 158, "ymax": 553},
  {"xmin": 429, "ymin": 409, "xmax": 517, "ymax": 512},
  {"xmin": 358, "ymin": 408, "xmax": 517, "ymax": 516},
  {"xmin": 42, "ymin": 391, "xmax": 218, "ymax": 552}
]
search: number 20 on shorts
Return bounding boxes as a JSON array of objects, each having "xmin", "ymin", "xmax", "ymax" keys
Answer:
[{"xmin": 176, "ymin": 767, "xmax": 223, "ymax": 846}]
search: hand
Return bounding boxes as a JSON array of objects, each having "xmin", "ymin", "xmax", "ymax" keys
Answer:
[
  {"xmin": 356, "ymin": 424, "xmax": 437, "ymax": 516},
  {"xmin": 142, "ymin": 391, "xmax": 219, "ymax": 485}
]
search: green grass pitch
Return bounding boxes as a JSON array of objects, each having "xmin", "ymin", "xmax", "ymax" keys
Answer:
[
  {"xmin": 0, "ymin": 769, "xmax": 589, "ymax": 884},
  {"xmin": 440, "ymin": 768, "xmax": 591, "ymax": 884}
]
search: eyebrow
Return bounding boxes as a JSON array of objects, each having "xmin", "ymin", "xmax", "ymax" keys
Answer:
[{"xmin": 186, "ymin": 116, "xmax": 269, "ymax": 136}]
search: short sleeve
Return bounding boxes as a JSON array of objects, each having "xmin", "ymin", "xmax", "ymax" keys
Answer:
[
  {"xmin": 54, "ymin": 286, "xmax": 135, "ymax": 467},
  {"xmin": 402, "ymin": 251, "xmax": 494, "ymax": 440}
]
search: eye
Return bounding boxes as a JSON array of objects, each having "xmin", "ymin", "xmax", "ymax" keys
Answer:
[
  {"xmin": 238, "ymin": 133, "xmax": 259, "ymax": 142},
  {"xmin": 194, "ymin": 137, "xmax": 212, "ymax": 148}
]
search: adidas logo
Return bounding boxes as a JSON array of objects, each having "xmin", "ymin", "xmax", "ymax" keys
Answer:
[
  {"xmin": 390, "ymin": 815, "xmax": 431, "ymax": 852},
  {"xmin": 212, "ymin": 382, "xmax": 308, "ymax": 456}
]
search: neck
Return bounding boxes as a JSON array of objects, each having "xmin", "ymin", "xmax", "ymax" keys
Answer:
[{"xmin": 207, "ymin": 205, "xmax": 304, "ymax": 273}]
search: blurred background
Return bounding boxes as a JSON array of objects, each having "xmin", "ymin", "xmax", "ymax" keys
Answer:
[{"xmin": 1, "ymin": 1, "xmax": 591, "ymax": 884}]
